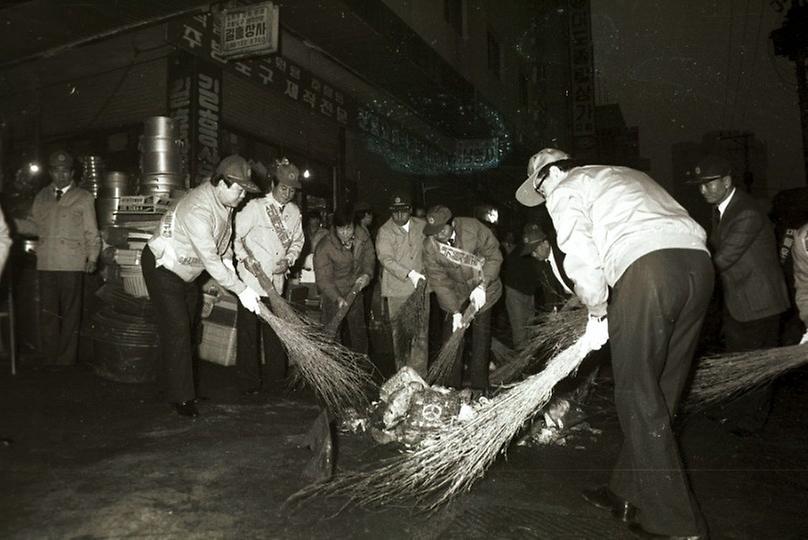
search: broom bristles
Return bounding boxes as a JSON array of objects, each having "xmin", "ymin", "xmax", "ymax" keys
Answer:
[
  {"xmin": 391, "ymin": 281, "xmax": 429, "ymax": 356},
  {"xmin": 684, "ymin": 343, "xmax": 808, "ymax": 413},
  {"xmin": 255, "ymin": 304, "xmax": 374, "ymax": 416},
  {"xmin": 490, "ymin": 308, "xmax": 587, "ymax": 385},
  {"xmin": 287, "ymin": 329, "xmax": 593, "ymax": 511},
  {"xmin": 426, "ymin": 303, "xmax": 478, "ymax": 385}
]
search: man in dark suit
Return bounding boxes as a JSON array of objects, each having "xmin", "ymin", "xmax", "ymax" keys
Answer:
[{"xmin": 689, "ymin": 155, "xmax": 790, "ymax": 434}]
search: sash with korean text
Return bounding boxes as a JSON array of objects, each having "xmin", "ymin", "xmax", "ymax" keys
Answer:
[{"xmin": 265, "ymin": 203, "xmax": 292, "ymax": 250}]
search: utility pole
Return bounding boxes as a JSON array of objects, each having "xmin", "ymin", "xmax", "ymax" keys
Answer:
[{"xmin": 771, "ymin": 0, "xmax": 808, "ymax": 185}]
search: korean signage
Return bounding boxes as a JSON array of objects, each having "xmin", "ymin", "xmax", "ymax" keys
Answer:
[
  {"xmin": 568, "ymin": 0, "xmax": 597, "ymax": 158},
  {"xmin": 452, "ymin": 139, "xmax": 499, "ymax": 172},
  {"xmin": 168, "ymin": 52, "xmax": 222, "ymax": 185},
  {"xmin": 220, "ymin": 2, "xmax": 279, "ymax": 59},
  {"xmin": 169, "ymin": 13, "xmax": 353, "ymax": 129}
]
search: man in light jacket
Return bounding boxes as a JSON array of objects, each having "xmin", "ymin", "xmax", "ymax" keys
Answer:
[
  {"xmin": 375, "ymin": 191, "xmax": 428, "ymax": 376},
  {"xmin": 31, "ymin": 150, "xmax": 100, "ymax": 366},
  {"xmin": 234, "ymin": 158, "xmax": 304, "ymax": 394},
  {"xmin": 516, "ymin": 148, "xmax": 712, "ymax": 539},
  {"xmin": 141, "ymin": 155, "xmax": 263, "ymax": 418},
  {"xmin": 792, "ymin": 221, "xmax": 808, "ymax": 344}
]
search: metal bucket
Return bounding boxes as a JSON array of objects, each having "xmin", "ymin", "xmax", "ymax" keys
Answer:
[
  {"xmin": 140, "ymin": 116, "xmax": 182, "ymax": 177},
  {"xmin": 101, "ymin": 171, "xmax": 132, "ymax": 198}
]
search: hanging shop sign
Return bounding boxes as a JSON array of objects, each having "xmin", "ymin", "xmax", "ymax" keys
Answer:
[
  {"xmin": 169, "ymin": 13, "xmax": 353, "ymax": 129},
  {"xmin": 220, "ymin": 2, "xmax": 279, "ymax": 59},
  {"xmin": 168, "ymin": 12, "xmax": 506, "ymax": 176},
  {"xmin": 168, "ymin": 52, "xmax": 222, "ymax": 185},
  {"xmin": 568, "ymin": 0, "xmax": 597, "ymax": 159}
]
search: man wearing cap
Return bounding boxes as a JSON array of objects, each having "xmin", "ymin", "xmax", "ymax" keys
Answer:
[
  {"xmin": 314, "ymin": 205, "xmax": 376, "ymax": 354},
  {"xmin": 503, "ymin": 223, "xmax": 573, "ymax": 348},
  {"xmin": 688, "ymin": 155, "xmax": 789, "ymax": 435},
  {"xmin": 31, "ymin": 149, "xmax": 101, "ymax": 366},
  {"xmin": 141, "ymin": 154, "xmax": 264, "ymax": 418},
  {"xmin": 375, "ymin": 191, "xmax": 428, "ymax": 376},
  {"xmin": 233, "ymin": 158, "xmax": 305, "ymax": 394},
  {"xmin": 516, "ymin": 148, "xmax": 712, "ymax": 539},
  {"xmin": 422, "ymin": 205, "xmax": 502, "ymax": 393}
]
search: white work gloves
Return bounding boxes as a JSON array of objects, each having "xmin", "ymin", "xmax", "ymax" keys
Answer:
[
  {"xmin": 469, "ymin": 285, "xmax": 486, "ymax": 311},
  {"xmin": 237, "ymin": 287, "xmax": 262, "ymax": 315},
  {"xmin": 407, "ymin": 270, "xmax": 425, "ymax": 288},
  {"xmin": 800, "ymin": 330, "xmax": 808, "ymax": 345},
  {"xmin": 354, "ymin": 274, "xmax": 371, "ymax": 290},
  {"xmin": 582, "ymin": 314, "xmax": 609, "ymax": 351},
  {"xmin": 452, "ymin": 312, "xmax": 464, "ymax": 333}
]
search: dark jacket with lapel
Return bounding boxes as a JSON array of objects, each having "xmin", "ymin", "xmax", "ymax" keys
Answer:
[{"xmin": 710, "ymin": 188, "xmax": 789, "ymax": 322}]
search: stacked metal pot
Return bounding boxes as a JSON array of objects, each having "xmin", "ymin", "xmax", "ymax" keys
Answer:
[{"xmin": 139, "ymin": 116, "xmax": 184, "ymax": 197}]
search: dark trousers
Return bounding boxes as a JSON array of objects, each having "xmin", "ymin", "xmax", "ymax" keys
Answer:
[
  {"xmin": 718, "ymin": 311, "xmax": 781, "ymax": 431},
  {"xmin": 236, "ymin": 298, "xmax": 288, "ymax": 390},
  {"xmin": 608, "ymin": 249, "xmax": 713, "ymax": 536},
  {"xmin": 141, "ymin": 246, "xmax": 200, "ymax": 403},
  {"xmin": 321, "ymin": 292, "xmax": 368, "ymax": 354},
  {"xmin": 441, "ymin": 306, "xmax": 492, "ymax": 390},
  {"xmin": 39, "ymin": 270, "xmax": 83, "ymax": 365}
]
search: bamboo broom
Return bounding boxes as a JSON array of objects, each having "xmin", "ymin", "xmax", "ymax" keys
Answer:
[
  {"xmin": 490, "ymin": 307, "xmax": 587, "ymax": 385},
  {"xmin": 390, "ymin": 279, "xmax": 429, "ymax": 359},
  {"xmin": 426, "ymin": 302, "xmax": 478, "ymax": 385},
  {"xmin": 684, "ymin": 343, "xmax": 808, "ymax": 413},
  {"xmin": 286, "ymin": 333, "xmax": 594, "ymax": 511},
  {"xmin": 240, "ymin": 251, "xmax": 376, "ymax": 416}
]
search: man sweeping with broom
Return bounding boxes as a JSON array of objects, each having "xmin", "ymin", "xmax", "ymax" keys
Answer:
[
  {"xmin": 516, "ymin": 148, "xmax": 713, "ymax": 539},
  {"xmin": 375, "ymin": 191, "xmax": 429, "ymax": 377},
  {"xmin": 422, "ymin": 205, "xmax": 502, "ymax": 396}
]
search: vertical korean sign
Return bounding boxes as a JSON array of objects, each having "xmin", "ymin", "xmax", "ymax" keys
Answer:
[
  {"xmin": 568, "ymin": 0, "xmax": 597, "ymax": 160},
  {"xmin": 168, "ymin": 49, "xmax": 222, "ymax": 186}
]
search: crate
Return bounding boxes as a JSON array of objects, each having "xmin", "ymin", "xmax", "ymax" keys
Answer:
[{"xmin": 198, "ymin": 320, "xmax": 237, "ymax": 367}]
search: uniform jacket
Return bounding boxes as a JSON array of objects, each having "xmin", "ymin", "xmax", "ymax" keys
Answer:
[
  {"xmin": 234, "ymin": 193, "xmax": 304, "ymax": 296},
  {"xmin": 423, "ymin": 217, "xmax": 502, "ymax": 314},
  {"xmin": 793, "ymin": 223, "xmax": 808, "ymax": 325},
  {"xmin": 147, "ymin": 181, "xmax": 247, "ymax": 294},
  {"xmin": 710, "ymin": 188, "xmax": 789, "ymax": 322},
  {"xmin": 375, "ymin": 216, "xmax": 426, "ymax": 298},
  {"xmin": 313, "ymin": 226, "xmax": 375, "ymax": 301},
  {"xmin": 545, "ymin": 165, "xmax": 708, "ymax": 316},
  {"xmin": 31, "ymin": 183, "xmax": 100, "ymax": 271}
]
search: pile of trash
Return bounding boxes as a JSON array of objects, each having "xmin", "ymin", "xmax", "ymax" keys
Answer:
[
  {"xmin": 339, "ymin": 367, "xmax": 603, "ymax": 450},
  {"xmin": 340, "ymin": 367, "xmax": 486, "ymax": 448}
]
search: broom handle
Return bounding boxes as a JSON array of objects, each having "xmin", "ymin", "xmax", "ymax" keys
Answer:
[
  {"xmin": 324, "ymin": 282, "xmax": 362, "ymax": 337},
  {"xmin": 240, "ymin": 240, "xmax": 277, "ymax": 294}
]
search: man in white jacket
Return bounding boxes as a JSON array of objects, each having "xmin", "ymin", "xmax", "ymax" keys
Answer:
[
  {"xmin": 142, "ymin": 155, "xmax": 263, "ymax": 418},
  {"xmin": 516, "ymin": 148, "xmax": 713, "ymax": 539}
]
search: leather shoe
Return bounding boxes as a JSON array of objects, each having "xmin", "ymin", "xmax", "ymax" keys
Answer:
[
  {"xmin": 172, "ymin": 400, "xmax": 199, "ymax": 418},
  {"xmin": 581, "ymin": 486, "xmax": 637, "ymax": 523},
  {"xmin": 628, "ymin": 522, "xmax": 705, "ymax": 539}
]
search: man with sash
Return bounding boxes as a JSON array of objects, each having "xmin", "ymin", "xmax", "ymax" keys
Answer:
[
  {"xmin": 422, "ymin": 205, "xmax": 502, "ymax": 394},
  {"xmin": 234, "ymin": 158, "xmax": 305, "ymax": 395}
]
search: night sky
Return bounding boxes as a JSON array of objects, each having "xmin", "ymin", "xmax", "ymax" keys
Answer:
[{"xmin": 591, "ymin": 0, "xmax": 804, "ymax": 195}]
